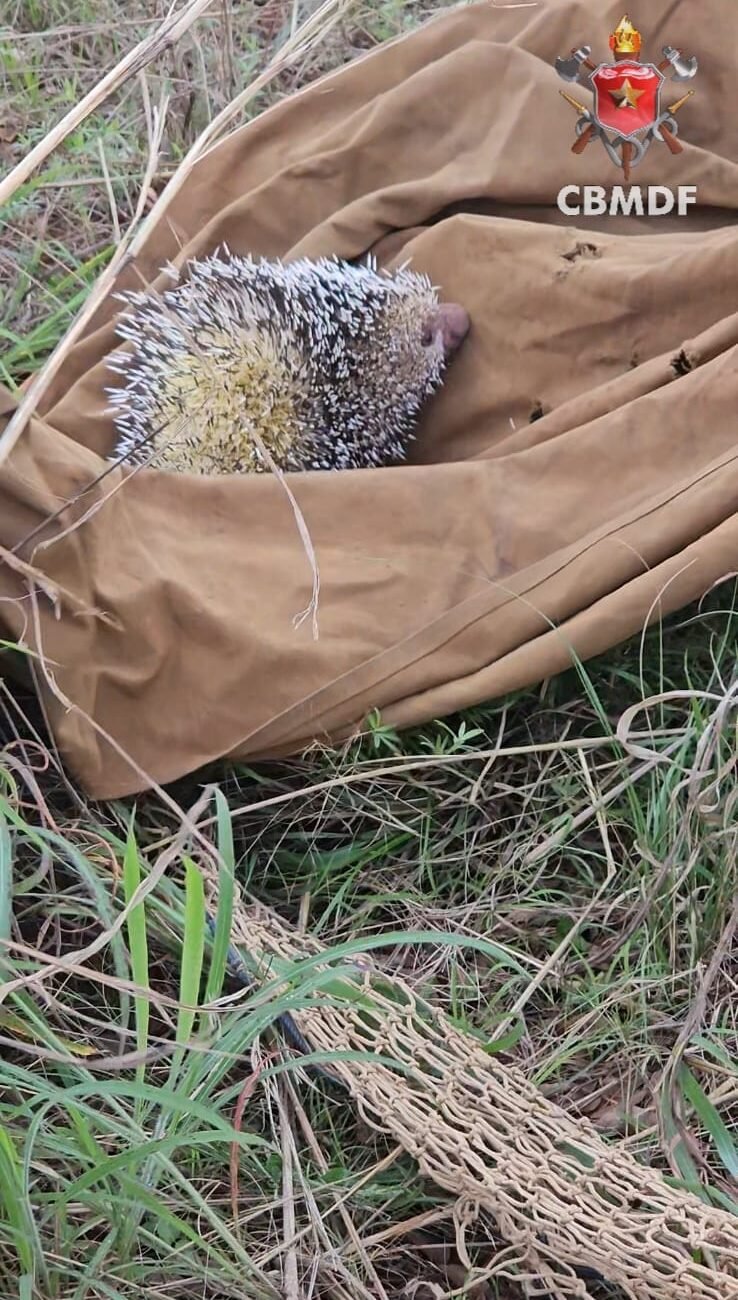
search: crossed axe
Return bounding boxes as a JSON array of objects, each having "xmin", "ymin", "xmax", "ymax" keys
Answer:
[{"xmin": 555, "ymin": 43, "xmax": 697, "ymax": 180}]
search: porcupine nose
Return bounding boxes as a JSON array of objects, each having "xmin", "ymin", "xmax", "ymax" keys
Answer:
[{"xmin": 425, "ymin": 303, "xmax": 470, "ymax": 359}]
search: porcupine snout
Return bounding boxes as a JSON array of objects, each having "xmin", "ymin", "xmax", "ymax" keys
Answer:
[{"xmin": 422, "ymin": 303, "xmax": 470, "ymax": 360}]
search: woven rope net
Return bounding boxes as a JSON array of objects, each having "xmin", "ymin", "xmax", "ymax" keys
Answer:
[{"xmin": 210, "ymin": 888, "xmax": 738, "ymax": 1300}]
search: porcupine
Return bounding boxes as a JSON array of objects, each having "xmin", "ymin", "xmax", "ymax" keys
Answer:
[{"xmin": 105, "ymin": 247, "xmax": 470, "ymax": 474}]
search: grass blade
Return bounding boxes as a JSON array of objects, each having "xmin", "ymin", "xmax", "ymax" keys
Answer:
[
  {"xmin": 679, "ymin": 1063, "xmax": 738, "ymax": 1179},
  {"xmin": 0, "ymin": 1125, "xmax": 35, "ymax": 1277},
  {"xmin": 0, "ymin": 802, "xmax": 12, "ymax": 948},
  {"xmin": 176, "ymin": 856, "xmax": 206, "ymax": 1049},
  {"xmin": 205, "ymin": 789, "xmax": 235, "ymax": 1003},
  {"xmin": 122, "ymin": 819, "xmax": 150, "ymax": 1091}
]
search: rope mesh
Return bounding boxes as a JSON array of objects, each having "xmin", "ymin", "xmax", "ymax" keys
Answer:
[{"xmin": 211, "ymin": 890, "xmax": 738, "ymax": 1299}]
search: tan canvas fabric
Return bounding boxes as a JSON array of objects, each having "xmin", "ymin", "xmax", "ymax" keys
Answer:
[{"xmin": 1, "ymin": 0, "xmax": 737, "ymax": 800}]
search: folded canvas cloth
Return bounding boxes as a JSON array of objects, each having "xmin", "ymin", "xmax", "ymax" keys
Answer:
[{"xmin": 1, "ymin": 0, "xmax": 737, "ymax": 799}]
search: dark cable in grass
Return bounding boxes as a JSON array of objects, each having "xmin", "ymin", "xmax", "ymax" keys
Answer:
[{"xmin": 205, "ymin": 913, "xmax": 349, "ymax": 1093}]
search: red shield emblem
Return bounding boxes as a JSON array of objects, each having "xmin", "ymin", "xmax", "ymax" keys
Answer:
[{"xmin": 589, "ymin": 61, "xmax": 663, "ymax": 138}]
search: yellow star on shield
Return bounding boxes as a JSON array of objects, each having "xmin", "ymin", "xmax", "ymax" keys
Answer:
[{"xmin": 610, "ymin": 77, "xmax": 645, "ymax": 110}]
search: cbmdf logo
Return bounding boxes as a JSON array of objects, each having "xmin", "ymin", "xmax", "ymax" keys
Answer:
[{"xmin": 554, "ymin": 14, "xmax": 698, "ymax": 184}]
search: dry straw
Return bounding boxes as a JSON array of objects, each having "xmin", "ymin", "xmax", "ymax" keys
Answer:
[{"xmin": 0, "ymin": 0, "xmax": 215, "ymax": 208}]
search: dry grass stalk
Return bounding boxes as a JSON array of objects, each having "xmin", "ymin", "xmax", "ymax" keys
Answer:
[
  {"xmin": 0, "ymin": 98, "xmax": 168, "ymax": 472},
  {"xmin": 0, "ymin": 0, "xmax": 217, "ymax": 209},
  {"xmin": 127, "ymin": 0, "xmax": 346, "ymax": 261}
]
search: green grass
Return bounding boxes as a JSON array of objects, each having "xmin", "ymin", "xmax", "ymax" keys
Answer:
[{"xmin": 1, "ymin": 3, "xmax": 738, "ymax": 1298}]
